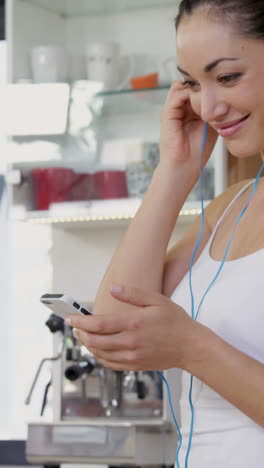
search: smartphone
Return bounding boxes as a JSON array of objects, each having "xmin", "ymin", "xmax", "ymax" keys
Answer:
[{"xmin": 40, "ymin": 293, "xmax": 92, "ymax": 320}]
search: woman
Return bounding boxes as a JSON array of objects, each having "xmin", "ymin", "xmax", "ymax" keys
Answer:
[{"xmin": 66, "ymin": 1, "xmax": 264, "ymax": 465}]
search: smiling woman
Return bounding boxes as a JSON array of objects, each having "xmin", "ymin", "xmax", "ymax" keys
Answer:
[
  {"xmin": 176, "ymin": 7, "xmax": 264, "ymax": 158},
  {"xmin": 67, "ymin": 1, "xmax": 264, "ymax": 468}
]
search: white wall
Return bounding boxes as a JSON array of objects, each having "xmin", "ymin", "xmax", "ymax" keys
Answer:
[
  {"xmin": 0, "ymin": 40, "xmax": 9, "ymax": 437},
  {"xmin": 52, "ymin": 222, "xmax": 188, "ymax": 304},
  {"xmin": 66, "ymin": 6, "xmax": 177, "ymax": 71},
  {"xmin": 0, "ymin": 191, "xmax": 9, "ymax": 437},
  {"xmin": 6, "ymin": 221, "xmax": 53, "ymax": 438}
]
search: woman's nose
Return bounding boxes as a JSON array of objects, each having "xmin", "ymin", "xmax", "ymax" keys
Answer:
[{"xmin": 199, "ymin": 90, "xmax": 229, "ymax": 123}]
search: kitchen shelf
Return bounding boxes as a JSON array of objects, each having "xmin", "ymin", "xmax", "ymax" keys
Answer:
[
  {"xmin": 6, "ymin": 84, "xmax": 170, "ymax": 144},
  {"xmin": 10, "ymin": 198, "xmax": 210, "ymax": 229},
  {"xmin": 24, "ymin": 0, "xmax": 177, "ymax": 18},
  {"xmin": 89, "ymin": 85, "xmax": 170, "ymax": 117}
]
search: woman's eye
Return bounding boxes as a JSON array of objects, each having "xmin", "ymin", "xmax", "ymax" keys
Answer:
[
  {"xmin": 218, "ymin": 73, "xmax": 242, "ymax": 84},
  {"xmin": 182, "ymin": 79, "xmax": 199, "ymax": 88}
]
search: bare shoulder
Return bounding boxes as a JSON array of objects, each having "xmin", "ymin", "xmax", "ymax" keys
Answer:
[{"xmin": 205, "ymin": 178, "xmax": 254, "ymax": 232}]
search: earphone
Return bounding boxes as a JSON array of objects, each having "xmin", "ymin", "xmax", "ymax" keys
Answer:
[{"xmin": 157, "ymin": 123, "xmax": 264, "ymax": 468}]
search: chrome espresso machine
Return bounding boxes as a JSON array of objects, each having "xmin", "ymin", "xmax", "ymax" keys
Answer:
[{"xmin": 25, "ymin": 311, "xmax": 182, "ymax": 466}]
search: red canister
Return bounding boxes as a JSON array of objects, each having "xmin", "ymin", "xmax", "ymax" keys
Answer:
[
  {"xmin": 70, "ymin": 172, "xmax": 97, "ymax": 201},
  {"xmin": 31, "ymin": 167, "xmax": 75, "ymax": 210},
  {"xmin": 94, "ymin": 170, "xmax": 128, "ymax": 199}
]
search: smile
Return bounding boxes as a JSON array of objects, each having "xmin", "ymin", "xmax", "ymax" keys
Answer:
[{"xmin": 216, "ymin": 114, "xmax": 250, "ymax": 138}]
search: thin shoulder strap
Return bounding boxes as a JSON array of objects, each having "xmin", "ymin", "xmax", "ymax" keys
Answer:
[{"xmin": 210, "ymin": 179, "xmax": 255, "ymax": 239}]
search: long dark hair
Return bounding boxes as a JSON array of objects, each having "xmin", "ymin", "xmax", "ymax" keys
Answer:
[{"xmin": 175, "ymin": 0, "xmax": 264, "ymax": 40}]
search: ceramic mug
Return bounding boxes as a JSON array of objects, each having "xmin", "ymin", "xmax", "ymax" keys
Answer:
[
  {"xmin": 31, "ymin": 167, "xmax": 75, "ymax": 210},
  {"xmin": 94, "ymin": 170, "xmax": 128, "ymax": 199},
  {"xmin": 30, "ymin": 45, "xmax": 68, "ymax": 83},
  {"xmin": 85, "ymin": 42, "xmax": 132, "ymax": 90}
]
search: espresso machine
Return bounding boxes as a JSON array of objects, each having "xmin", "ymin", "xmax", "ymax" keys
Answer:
[{"xmin": 25, "ymin": 312, "xmax": 182, "ymax": 466}]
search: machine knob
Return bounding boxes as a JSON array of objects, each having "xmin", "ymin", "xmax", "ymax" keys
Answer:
[
  {"xmin": 136, "ymin": 380, "xmax": 146, "ymax": 399},
  {"xmin": 65, "ymin": 361, "xmax": 94, "ymax": 381},
  {"xmin": 45, "ymin": 313, "xmax": 64, "ymax": 333}
]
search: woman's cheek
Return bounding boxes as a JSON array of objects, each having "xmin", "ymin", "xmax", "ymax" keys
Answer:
[{"xmin": 189, "ymin": 94, "xmax": 201, "ymax": 118}]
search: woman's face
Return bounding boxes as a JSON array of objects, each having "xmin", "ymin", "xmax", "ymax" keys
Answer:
[{"xmin": 176, "ymin": 9, "xmax": 264, "ymax": 157}]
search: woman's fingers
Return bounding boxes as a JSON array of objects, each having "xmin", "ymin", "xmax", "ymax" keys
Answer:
[
  {"xmin": 73, "ymin": 327, "xmax": 140, "ymax": 352},
  {"xmin": 73, "ymin": 329, "xmax": 143, "ymax": 371},
  {"xmin": 66, "ymin": 309, "xmax": 137, "ymax": 334},
  {"xmin": 162, "ymin": 80, "xmax": 191, "ymax": 121},
  {"xmin": 66, "ymin": 284, "xmax": 165, "ymax": 332},
  {"xmin": 110, "ymin": 284, "xmax": 167, "ymax": 307}
]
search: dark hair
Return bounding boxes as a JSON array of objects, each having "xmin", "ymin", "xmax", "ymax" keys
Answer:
[{"xmin": 175, "ymin": 0, "xmax": 264, "ymax": 40}]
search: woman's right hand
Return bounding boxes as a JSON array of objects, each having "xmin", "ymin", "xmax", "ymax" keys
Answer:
[{"xmin": 159, "ymin": 80, "xmax": 218, "ymax": 186}]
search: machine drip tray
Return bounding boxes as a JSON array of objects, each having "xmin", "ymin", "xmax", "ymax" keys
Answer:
[{"xmin": 26, "ymin": 421, "xmax": 176, "ymax": 466}]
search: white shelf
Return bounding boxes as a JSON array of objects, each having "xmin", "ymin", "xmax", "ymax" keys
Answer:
[
  {"xmin": 90, "ymin": 86, "xmax": 170, "ymax": 117},
  {"xmin": 24, "ymin": 0, "xmax": 177, "ymax": 17},
  {"xmin": 10, "ymin": 198, "xmax": 210, "ymax": 229}
]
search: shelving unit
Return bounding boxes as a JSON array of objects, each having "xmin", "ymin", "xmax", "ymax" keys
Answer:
[
  {"xmin": 10, "ymin": 198, "xmax": 208, "ymax": 229},
  {"xmin": 6, "ymin": 0, "xmax": 227, "ymax": 226},
  {"xmin": 90, "ymin": 85, "xmax": 170, "ymax": 117}
]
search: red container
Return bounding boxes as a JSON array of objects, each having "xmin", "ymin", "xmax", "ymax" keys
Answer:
[
  {"xmin": 70, "ymin": 172, "xmax": 97, "ymax": 201},
  {"xmin": 94, "ymin": 170, "xmax": 128, "ymax": 199},
  {"xmin": 31, "ymin": 167, "xmax": 75, "ymax": 210},
  {"xmin": 130, "ymin": 72, "xmax": 158, "ymax": 90}
]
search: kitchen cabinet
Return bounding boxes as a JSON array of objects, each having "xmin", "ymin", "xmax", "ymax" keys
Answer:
[{"xmin": 6, "ymin": 0, "xmax": 228, "ymax": 226}]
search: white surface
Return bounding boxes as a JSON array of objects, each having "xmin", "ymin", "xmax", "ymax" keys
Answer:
[
  {"xmin": 6, "ymin": 221, "xmax": 53, "ymax": 438},
  {"xmin": 23, "ymin": 0, "xmax": 177, "ymax": 16},
  {"xmin": 0, "ymin": 83, "xmax": 69, "ymax": 136},
  {"xmin": 0, "ymin": 41, "xmax": 9, "ymax": 436},
  {"xmin": 49, "ymin": 197, "xmax": 142, "ymax": 216},
  {"xmin": 0, "ymin": 191, "xmax": 9, "ymax": 436}
]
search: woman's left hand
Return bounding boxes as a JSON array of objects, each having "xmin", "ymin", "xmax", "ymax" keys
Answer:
[{"xmin": 66, "ymin": 286, "xmax": 199, "ymax": 371}]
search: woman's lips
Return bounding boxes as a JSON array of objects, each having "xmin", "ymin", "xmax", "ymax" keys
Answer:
[{"xmin": 216, "ymin": 114, "xmax": 250, "ymax": 137}]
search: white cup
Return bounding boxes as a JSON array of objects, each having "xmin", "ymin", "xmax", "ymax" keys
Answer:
[
  {"xmin": 30, "ymin": 45, "xmax": 68, "ymax": 83},
  {"xmin": 85, "ymin": 42, "xmax": 132, "ymax": 91}
]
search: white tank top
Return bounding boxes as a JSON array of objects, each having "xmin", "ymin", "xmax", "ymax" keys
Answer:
[{"xmin": 170, "ymin": 180, "xmax": 264, "ymax": 467}]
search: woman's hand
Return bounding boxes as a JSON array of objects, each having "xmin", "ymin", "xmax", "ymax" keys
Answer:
[
  {"xmin": 66, "ymin": 285, "xmax": 201, "ymax": 372},
  {"xmin": 160, "ymin": 80, "xmax": 218, "ymax": 185}
]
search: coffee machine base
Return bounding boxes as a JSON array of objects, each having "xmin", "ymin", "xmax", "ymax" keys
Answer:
[{"xmin": 26, "ymin": 420, "xmax": 177, "ymax": 466}]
